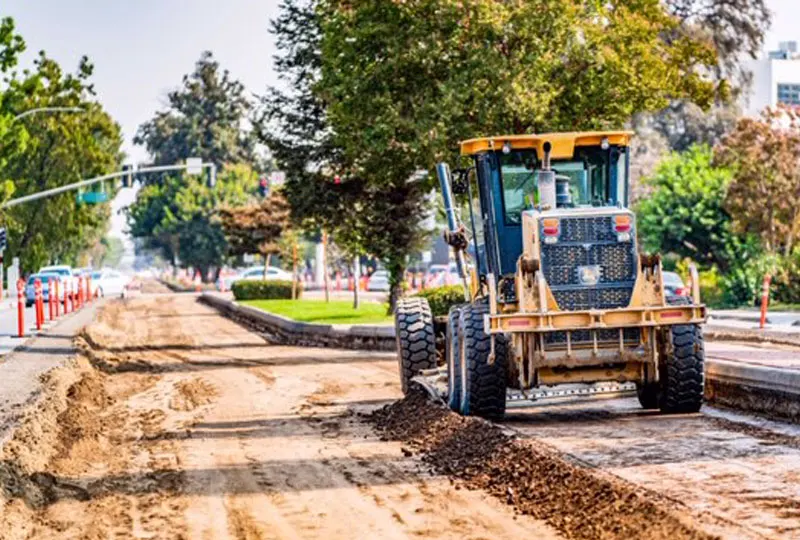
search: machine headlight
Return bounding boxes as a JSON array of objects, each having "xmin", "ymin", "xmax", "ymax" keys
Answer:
[{"xmin": 577, "ymin": 265, "xmax": 601, "ymax": 286}]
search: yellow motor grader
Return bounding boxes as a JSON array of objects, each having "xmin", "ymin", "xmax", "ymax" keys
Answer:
[{"xmin": 394, "ymin": 131, "xmax": 706, "ymax": 420}]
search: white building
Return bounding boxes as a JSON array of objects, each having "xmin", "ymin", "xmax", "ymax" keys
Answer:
[{"xmin": 743, "ymin": 41, "xmax": 800, "ymax": 116}]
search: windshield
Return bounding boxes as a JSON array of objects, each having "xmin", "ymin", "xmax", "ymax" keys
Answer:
[{"xmin": 499, "ymin": 148, "xmax": 628, "ymax": 224}]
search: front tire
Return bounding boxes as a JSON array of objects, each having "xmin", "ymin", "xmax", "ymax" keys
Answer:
[
  {"xmin": 394, "ymin": 297, "xmax": 436, "ymax": 394},
  {"xmin": 659, "ymin": 323, "xmax": 704, "ymax": 413},
  {"xmin": 459, "ymin": 302, "xmax": 507, "ymax": 420}
]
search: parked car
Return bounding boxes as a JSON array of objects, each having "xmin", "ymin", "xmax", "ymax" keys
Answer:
[
  {"xmin": 25, "ymin": 272, "xmax": 62, "ymax": 306},
  {"xmin": 367, "ymin": 270, "xmax": 391, "ymax": 292},
  {"xmin": 92, "ymin": 269, "xmax": 131, "ymax": 298},
  {"xmin": 662, "ymin": 271, "xmax": 690, "ymax": 297},
  {"xmin": 221, "ymin": 266, "xmax": 293, "ymax": 290},
  {"xmin": 38, "ymin": 265, "xmax": 73, "ymax": 285}
]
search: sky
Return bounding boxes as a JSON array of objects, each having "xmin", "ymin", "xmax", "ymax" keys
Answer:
[
  {"xmin": 3, "ymin": 0, "xmax": 282, "ymax": 164},
  {"xmin": 2, "ymin": 0, "xmax": 282, "ymax": 244},
  {"xmin": 0, "ymin": 0, "xmax": 798, "ymax": 243}
]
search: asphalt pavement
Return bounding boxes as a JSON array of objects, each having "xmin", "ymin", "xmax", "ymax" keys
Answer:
[{"xmin": 0, "ymin": 296, "xmax": 79, "ymax": 355}]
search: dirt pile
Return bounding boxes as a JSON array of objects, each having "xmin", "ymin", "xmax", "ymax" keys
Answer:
[{"xmin": 368, "ymin": 386, "xmax": 715, "ymax": 540}]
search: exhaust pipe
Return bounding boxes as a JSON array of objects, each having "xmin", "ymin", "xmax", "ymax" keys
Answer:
[{"xmin": 538, "ymin": 142, "xmax": 556, "ymax": 210}]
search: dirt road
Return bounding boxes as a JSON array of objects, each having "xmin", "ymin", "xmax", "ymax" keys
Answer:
[
  {"xmin": 2, "ymin": 293, "xmax": 799, "ymax": 539},
  {"xmin": 0, "ymin": 295, "xmax": 560, "ymax": 539}
]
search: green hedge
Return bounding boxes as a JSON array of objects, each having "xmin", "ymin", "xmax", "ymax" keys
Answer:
[
  {"xmin": 414, "ymin": 285, "xmax": 466, "ymax": 317},
  {"xmin": 232, "ymin": 280, "xmax": 300, "ymax": 301}
]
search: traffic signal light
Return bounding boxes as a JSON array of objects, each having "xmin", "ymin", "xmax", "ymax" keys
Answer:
[
  {"xmin": 258, "ymin": 177, "xmax": 268, "ymax": 197},
  {"xmin": 0, "ymin": 228, "xmax": 7, "ymax": 252},
  {"xmin": 121, "ymin": 164, "xmax": 134, "ymax": 188},
  {"xmin": 206, "ymin": 164, "xmax": 217, "ymax": 188}
]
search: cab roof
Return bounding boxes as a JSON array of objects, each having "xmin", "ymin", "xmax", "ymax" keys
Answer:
[{"xmin": 459, "ymin": 131, "xmax": 633, "ymax": 158}]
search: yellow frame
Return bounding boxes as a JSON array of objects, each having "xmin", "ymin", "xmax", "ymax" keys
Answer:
[
  {"xmin": 488, "ymin": 304, "xmax": 706, "ymax": 334},
  {"xmin": 460, "ymin": 131, "xmax": 633, "ymax": 157}
]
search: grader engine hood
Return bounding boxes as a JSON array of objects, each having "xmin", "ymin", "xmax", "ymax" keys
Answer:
[{"xmin": 522, "ymin": 207, "xmax": 637, "ymax": 312}]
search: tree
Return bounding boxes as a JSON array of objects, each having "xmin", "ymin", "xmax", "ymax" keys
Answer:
[
  {"xmin": 134, "ymin": 51, "xmax": 254, "ymax": 167},
  {"xmin": 1, "ymin": 45, "xmax": 122, "ymax": 272},
  {"xmin": 260, "ymin": 0, "xmax": 408, "ymax": 306},
  {"xmin": 637, "ymin": 145, "xmax": 751, "ymax": 271},
  {"xmin": 715, "ymin": 106, "xmax": 800, "ymax": 256},
  {"xmin": 218, "ymin": 191, "xmax": 291, "ymax": 278},
  {"xmin": 130, "ymin": 52, "xmax": 260, "ymax": 280},
  {"xmin": 308, "ymin": 0, "xmax": 719, "ymax": 305},
  {"xmin": 127, "ymin": 165, "xmax": 252, "ymax": 280}
]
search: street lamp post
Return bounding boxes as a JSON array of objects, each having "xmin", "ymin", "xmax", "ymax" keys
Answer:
[{"xmin": 12, "ymin": 106, "xmax": 84, "ymax": 122}]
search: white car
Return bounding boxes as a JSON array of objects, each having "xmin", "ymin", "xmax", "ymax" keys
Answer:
[
  {"xmin": 367, "ymin": 270, "xmax": 391, "ymax": 292},
  {"xmin": 92, "ymin": 269, "xmax": 131, "ymax": 298},
  {"xmin": 224, "ymin": 266, "xmax": 293, "ymax": 289}
]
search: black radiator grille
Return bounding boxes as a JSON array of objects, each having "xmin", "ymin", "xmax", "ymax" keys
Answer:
[
  {"xmin": 540, "ymin": 214, "xmax": 637, "ymax": 311},
  {"xmin": 551, "ymin": 287, "xmax": 633, "ymax": 311},
  {"xmin": 559, "ymin": 216, "xmax": 618, "ymax": 243}
]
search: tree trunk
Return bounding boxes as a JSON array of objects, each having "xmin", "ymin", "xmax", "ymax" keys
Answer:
[
  {"xmin": 322, "ymin": 231, "xmax": 330, "ymax": 303},
  {"xmin": 263, "ymin": 253, "xmax": 272, "ymax": 280},
  {"xmin": 387, "ymin": 260, "xmax": 405, "ymax": 314},
  {"xmin": 353, "ymin": 256, "xmax": 360, "ymax": 310},
  {"xmin": 292, "ymin": 244, "xmax": 299, "ymax": 300}
]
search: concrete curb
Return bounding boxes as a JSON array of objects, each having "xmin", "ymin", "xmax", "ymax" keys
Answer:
[
  {"xmin": 198, "ymin": 293, "xmax": 395, "ymax": 352},
  {"xmin": 705, "ymin": 358, "xmax": 800, "ymax": 421},
  {"xmin": 705, "ymin": 324, "xmax": 800, "ymax": 348}
]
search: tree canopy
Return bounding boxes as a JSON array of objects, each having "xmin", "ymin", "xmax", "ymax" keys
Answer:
[
  {"xmin": 134, "ymin": 51, "xmax": 255, "ymax": 167},
  {"xmin": 218, "ymin": 191, "xmax": 291, "ymax": 259},
  {"xmin": 637, "ymin": 145, "xmax": 750, "ymax": 272},
  {"xmin": 0, "ymin": 17, "xmax": 123, "ymax": 272},
  {"xmin": 129, "ymin": 52, "xmax": 261, "ymax": 280},
  {"xmin": 715, "ymin": 106, "xmax": 800, "ymax": 256}
]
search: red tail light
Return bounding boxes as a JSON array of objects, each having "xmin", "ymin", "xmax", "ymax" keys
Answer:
[
  {"xmin": 542, "ymin": 218, "xmax": 559, "ymax": 236},
  {"xmin": 614, "ymin": 215, "xmax": 631, "ymax": 233}
]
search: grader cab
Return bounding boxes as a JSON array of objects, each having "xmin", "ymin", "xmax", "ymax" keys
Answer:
[{"xmin": 395, "ymin": 131, "xmax": 707, "ymax": 420}]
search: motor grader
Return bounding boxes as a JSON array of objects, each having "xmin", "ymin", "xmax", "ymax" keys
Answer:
[{"xmin": 395, "ymin": 131, "xmax": 707, "ymax": 420}]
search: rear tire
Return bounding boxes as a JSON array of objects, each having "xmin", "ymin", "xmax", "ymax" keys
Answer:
[
  {"xmin": 446, "ymin": 305, "xmax": 464, "ymax": 411},
  {"xmin": 394, "ymin": 297, "xmax": 436, "ymax": 394},
  {"xmin": 459, "ymin": 302, "xmax": 507, "ymax": 420}
]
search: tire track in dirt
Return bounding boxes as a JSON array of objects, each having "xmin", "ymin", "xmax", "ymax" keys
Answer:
[{"xmin": 1, "ymin": 295, "xmax": 562, "ymax": 539}]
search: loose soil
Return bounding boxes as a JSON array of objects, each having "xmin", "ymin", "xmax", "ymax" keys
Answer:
[{"xmin": 369, "ymin": 388, "xmax": 713, "ymax": 540}]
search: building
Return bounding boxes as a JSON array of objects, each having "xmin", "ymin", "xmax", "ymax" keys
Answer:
[{"xmin": 743, "ymin": 41, "xmax": 800, "ymax": 116}]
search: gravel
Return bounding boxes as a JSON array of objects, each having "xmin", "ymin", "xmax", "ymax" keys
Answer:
[{"xmin": 368, "ymin": 385, "xmax": 717, "ymax": 540}]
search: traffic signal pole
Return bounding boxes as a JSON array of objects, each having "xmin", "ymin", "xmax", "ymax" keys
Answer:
[{"xmin": 0, "ymin": 162, "xmax": 218, "ymax": 209}]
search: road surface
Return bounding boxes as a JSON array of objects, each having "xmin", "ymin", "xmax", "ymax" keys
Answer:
[
  {"xmin": 1, "ymin": 293, "xmax": 799, "ymax": 539},
  {"xmin": 0, "ymin": 294, "xmax": 560, "ymax": 539}
]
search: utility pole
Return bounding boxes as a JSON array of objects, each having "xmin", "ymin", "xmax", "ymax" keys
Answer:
[
  {"xmin": 353, "ymin": 255, "xmax": 360, "ymax": 309},
  {"xmin": 322, "ymin": 231, "xmax": 330, "ymax": 303}
]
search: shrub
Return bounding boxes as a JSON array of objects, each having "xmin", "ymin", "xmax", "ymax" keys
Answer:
[
  {"xmin": 232, "ymin": 280, "xmax": 300, "ymax": 301},
  {"xmin": 414, "ymin": 285, "xmax": 466, "ymax": 317}
]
